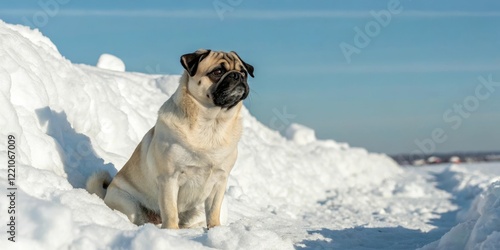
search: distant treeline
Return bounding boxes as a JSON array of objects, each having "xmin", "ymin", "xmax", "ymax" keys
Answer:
[{"xmin": 390, "ymin": 151, "xmax": 500, "ymax": 166}]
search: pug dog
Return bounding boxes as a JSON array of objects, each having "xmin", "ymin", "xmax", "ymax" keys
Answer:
[{"xmin": 86, "ymin": 49, "xmax": 254, "ymax": 229}]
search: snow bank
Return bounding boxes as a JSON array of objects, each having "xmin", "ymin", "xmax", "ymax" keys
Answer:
[
  {"xmin": 422, "ymin": 165, "xmax": 500, "ymax": 250},
  {"xmin": 0, "ymin": 20, "xmax": 402, "ymax": 249},
  {"xmin": 96, "ymin": 53, "xmax": 126, "ymax": 72},
  {"xmin": 285, "ymin": 123, "xmax": 316, "ymax": 145}
]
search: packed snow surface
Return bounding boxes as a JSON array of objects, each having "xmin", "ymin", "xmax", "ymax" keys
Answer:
[{"xmin": 0, "ymin": 20, "xmax": 499, "ymax": 249}]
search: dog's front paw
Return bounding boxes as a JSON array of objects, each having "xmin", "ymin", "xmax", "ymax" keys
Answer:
[
  {"xmin": 161, "ymin": 223, "xmax": 180, "ymax": 229},
  {"xmin": 206, "ymin": 222, "xmax": 220, "ymax": 229}
]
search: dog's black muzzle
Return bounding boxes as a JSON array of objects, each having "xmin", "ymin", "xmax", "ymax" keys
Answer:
[{"xmin": 211, "ymin": 71, "xmax": 249, "ymax": 109}]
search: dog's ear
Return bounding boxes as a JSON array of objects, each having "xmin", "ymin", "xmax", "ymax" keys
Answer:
[
  {"xmin": 231, "ymin": 51, "xmax": 254, "ymax": 78},
  {"xmin": 180, "ymin": 49, "xmax": 211, "ymax": 77}
]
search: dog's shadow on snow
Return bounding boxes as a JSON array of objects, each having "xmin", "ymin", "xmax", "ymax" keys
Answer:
[{"xmin": 36, "ymin": 107, "xmax": 116, "ymax": 189}]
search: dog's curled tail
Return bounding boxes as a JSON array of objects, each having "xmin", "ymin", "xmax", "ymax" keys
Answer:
[{"xmin": 86, "ymin": 171, "xmax": 112, "ymax": 199}]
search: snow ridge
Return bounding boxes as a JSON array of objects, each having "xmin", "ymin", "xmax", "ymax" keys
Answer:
[{"xmin": 421, "ymin": 165, "xmax": 500, "ymax": 249}]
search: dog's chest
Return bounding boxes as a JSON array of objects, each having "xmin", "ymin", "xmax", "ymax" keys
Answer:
[
  {"xmin": 176, "ymin": 163, "xmax": 225, "ymax": 212},
  {"xmin": 157, "ymin": 118, "xmax": 240, "ymax": 212}
]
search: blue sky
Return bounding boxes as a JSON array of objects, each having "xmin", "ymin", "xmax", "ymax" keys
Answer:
[{"xmin": 1, "ymin": 0, "xmax": 499, "ymax": 154}]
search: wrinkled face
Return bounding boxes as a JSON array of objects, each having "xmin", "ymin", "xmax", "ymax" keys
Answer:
[{"xmin": 181, "ymin": 49, "xmax": 254, "ymax": 109}]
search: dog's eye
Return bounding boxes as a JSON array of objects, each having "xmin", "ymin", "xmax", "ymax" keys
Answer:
[
  {"xmin": 240, "ymin": 71, "xmax": 246, "ymax": 77},
  {"xmin": 211, "ymin": 69, "xmax": 224, "ymax": 77}
]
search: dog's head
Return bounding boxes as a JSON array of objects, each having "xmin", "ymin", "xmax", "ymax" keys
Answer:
[{"xmin": 180, "ymin": 49, "xmax": 254, "ymax": 109}]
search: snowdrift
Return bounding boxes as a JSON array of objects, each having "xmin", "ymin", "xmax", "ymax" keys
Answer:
[
  {"xmin": 421, "ymin": 165, "xmax": 500, "ymax": 250},
  {"xmin": 0, "ymin": 20, "xmax": 467, "ymax": 249}
]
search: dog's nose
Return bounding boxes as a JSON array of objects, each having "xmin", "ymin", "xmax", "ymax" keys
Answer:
[{"xmin": 228, "ymin": 72, "xmax": 240, "ymax": 81}]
